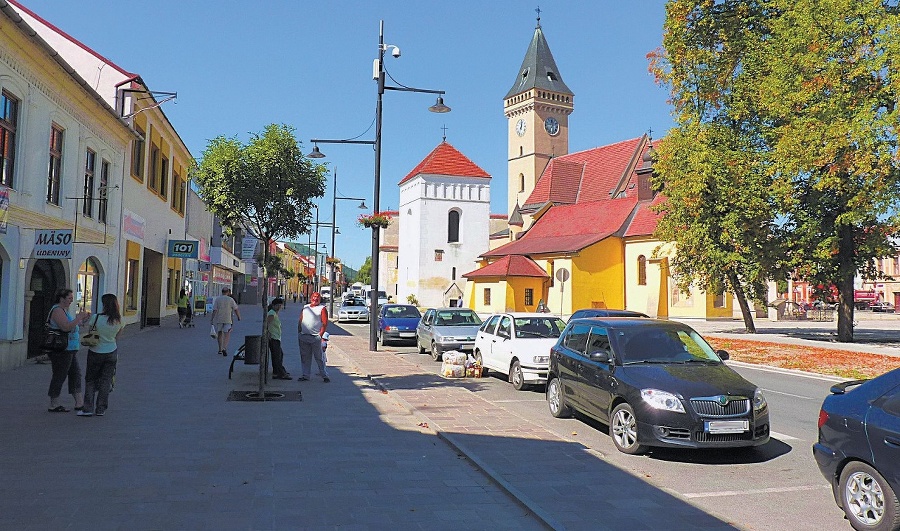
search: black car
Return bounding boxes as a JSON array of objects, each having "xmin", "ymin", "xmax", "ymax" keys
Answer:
[
  {"xmin": 570, "ymin": 308, "xmax": 649, "ymax": 319},
  {"xmin": 547, "ymin": 318, "xmax": 770, "ymax": 454},
  {"xmin": 813, "ymin": 368, "xmax": 900, "ymax": 531}
]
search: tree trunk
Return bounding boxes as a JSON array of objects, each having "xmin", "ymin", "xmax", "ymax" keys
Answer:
[
  {"xmin": 258, "ymin": 242, "xmax": 271, "ymax": 395},
  {"xmin": 835, "ymin": 226, "xmax": 855, "ymax": 343},
  {"xmin": 727, "ymin": 270, "xmax": 757, "ymax": 333}
]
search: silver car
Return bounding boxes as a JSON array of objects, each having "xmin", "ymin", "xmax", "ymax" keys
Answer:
[
  {"xmin": 416, "ymin": 308, "xmax": 483, "ymax": 361},
  {"xmin": 336, "ymin": 298, "xmax": 370, "ymax": 323}
]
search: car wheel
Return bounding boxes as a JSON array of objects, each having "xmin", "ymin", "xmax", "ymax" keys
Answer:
[
  {"xmin": 474, "ymin": 350, "xmax": 489, "ymax": 377},
  {"xmin": 839, "ymin": 461, "xmax": 900, "ymax": 531},
  {"xmin": 430, "ymin": 342, "xmax": 441, "ymax": 362},
  {"xmin": 610, "ymin": 403, "xmax": 648, "ymax": 455},
  {"xmin": 418, "ymin": 337, "xmax": 426, "ymax": 354},
  {"xmin": 510, "ymin": 360, "xmax": 526, "ymax": 390},
  {"xmin": 547, "ymin": 377, "xmax": 571, "ymax": 418}
]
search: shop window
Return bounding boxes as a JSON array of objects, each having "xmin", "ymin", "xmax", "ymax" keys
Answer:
[
  {"xmin": 77, "ymin": 258, "xmax": 99, "ymax": 313},
  {"xmin": 0, "ymin": 90, "xmax": 19, "ymax": 188},
  {"xmin": 125, "ymin": 259, "xmax": 139, "ymax": 311},
  {"xmin": 637, "ymin": 255, "xmax": 647, "ymax": 286},
  {"xmin": 47, "ymin": 124, "xmax": 63, "ymax": 205}
]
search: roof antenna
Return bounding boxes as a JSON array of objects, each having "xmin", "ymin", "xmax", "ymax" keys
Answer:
[{"xmin": 535, "ymin": 6, "xmax": 541, "ymax": 27}]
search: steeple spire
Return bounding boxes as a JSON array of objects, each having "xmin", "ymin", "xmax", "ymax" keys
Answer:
[{"xmin": 504, "ymin": 17, "xmax": 572, "ymax": 99}]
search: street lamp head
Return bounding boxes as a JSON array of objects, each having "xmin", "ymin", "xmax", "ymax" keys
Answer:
[
  {"xmin": 357, "ymin": 201, "xmax": 368, "ymax": 210},
  {"xmin": 335, "ymin": 227, "xmax": 341, "ymax": 235},
  {"xmin": 429, "ymin": 95, "xmax": 451, "ymax": 113},
  {"xmin": 307, "ymin": 144, "xmax": 325, "ymax": 158}
]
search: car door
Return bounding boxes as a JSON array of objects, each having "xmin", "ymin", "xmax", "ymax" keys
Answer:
[
  {"xmin": 867, "ymin": 384, "xmax": 900, "ymax": 489},
  {"xmin": 489, "ymin": 315, "xmax": 514, "ymax": 373},
  {"xmin": 417, "ymin": 309, "xmax": 434, "ymax": 349},
  {"xmin": 555, "ymin": 323, "xmax": 591, "ymax": 412},
  {"xmin": 578, "ymin": 326, "xmax": 616, "ymax": 422},
  {"xmin": 476, "ymin": 315, "xmax": 501, "ymax": 368}
]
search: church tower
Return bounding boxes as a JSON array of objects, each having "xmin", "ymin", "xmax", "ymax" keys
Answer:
[{"xmin": 504, "ymin": 14, "xmax": 573, "ymax": 220}]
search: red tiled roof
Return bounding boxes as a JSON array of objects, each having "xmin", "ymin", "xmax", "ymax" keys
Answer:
[
  {"xmin": 525, "ymin": 137, "xmax": 643, "ymax": 206},
  {"xmin": 483, "ymin": 198, "xmax": 637, "ymax": 257},
  {"xmin": 623, "ymin": 194, "xmax": 665, "ymax": 237},
  {"xmin": 399, "ymin": 141, "xmax": 490, "ymax": 185},
  {"xmin": 463, "ymin": 255, "xmax": 549, "ymax": 279},
  {"xmin": 490, "ymin": 213, "xmax": 508, "ymax": 219}
]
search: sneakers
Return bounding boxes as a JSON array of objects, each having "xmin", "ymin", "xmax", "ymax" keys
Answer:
[
  {"xmin": 297, "ymin": 376, "xmax": 309, "ymax": 381},
  {"xmin": 95, "ymin": 410, "xmax": 105, "ymax": 416},
  {"xmin": 220, "ymin": 350, "xmax": 227, "ymax": 357},
  {"xmin": 323, "ymin": 377, "xmax": 331, "ymax": 383},
  {"xmin": 77, "ymin": 410, "xmax": 93, "ymax": 417}
]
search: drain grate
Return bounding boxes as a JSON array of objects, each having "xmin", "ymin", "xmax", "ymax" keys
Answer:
[{"xmin": 227, "ymin": 390, "xmax": 303, "ymax": 402}]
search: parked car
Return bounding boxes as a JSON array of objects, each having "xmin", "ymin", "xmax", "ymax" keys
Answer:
[
  {"xmin": 416, "ymin": 308, "xmax": 483, "ymax": 361},
  {"xmin": 547, "ymin": 317, "xmax": 770, "ymax": 454},
  {"xmin": 336, "ymin": 297, "xmax": 370, "ymax": 323},
  {"xmin": 813, "ymin": 368, "xmax": 900, "ymax": 531},
  {"xmin": 377, "ymin": 304, "xmax": 422, "ymax": 345},
  {"xmin": 474, "ymin": 312, "xmax": 567, "ymax": 390},
  {"xmin": 570, "ymin": 308, "xmax": 649, "ymax": 319},
  {"xmin": 870, "ymin": 302, "xmax": 896, "ymax": 313}
]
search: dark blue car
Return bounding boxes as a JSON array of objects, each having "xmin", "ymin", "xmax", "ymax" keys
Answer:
[
  {"xmin": 814, "ymin": 368, "xmax": 900, "ymax": 531},
  {"xmin": 377, "ymin": 304, "xmax": 422, "ymax": 346}
]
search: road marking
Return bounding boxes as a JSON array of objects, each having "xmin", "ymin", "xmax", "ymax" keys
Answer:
[
  {"xmin": 682, "ymin": 484, "xmax": 828, "ymax": 499},
  {"xmin": 769, "ymin": 430, "xmax": 801, "ymax": 441},
  {"xmin": 727, "ymin": 361, "xmax": 845, "ymax": 382},
  {"xmin": 491, "ymin": 399, "xmax": 546, "ymax": 403},
  {"xmin": 760, "ymin": 388, "xmax": 820, "ymax": 400}
]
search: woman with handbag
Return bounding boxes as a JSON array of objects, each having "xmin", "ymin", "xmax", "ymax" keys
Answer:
[
  {"xmin": 46, "ymin": 288, "xmax": 91, "ymax": 413},
  {"xmin": 79, "ymin": 294, "xmax": 125, "ymax": 417}
]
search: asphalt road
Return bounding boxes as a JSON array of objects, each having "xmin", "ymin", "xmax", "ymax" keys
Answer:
[{"xmin": 338, "ymin": 320, "xmax": 851, "ymax": 531}]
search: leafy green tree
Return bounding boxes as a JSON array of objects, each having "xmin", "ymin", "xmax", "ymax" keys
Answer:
[
  {"xmin": 651, "ymin": 0, "xmax": 783, "ymax": 332},
  {"xmin": 195, "ymin": 123, "xmax": 327, "ymax": 390},
  {"xmin": 357, "ymin": 256, "xmax": 372, "ymax": 285}
]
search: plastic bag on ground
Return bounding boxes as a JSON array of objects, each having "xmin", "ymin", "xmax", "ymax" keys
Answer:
[
  {"xmin": 441, "ymin": 361, "xmax": 465, "ymax": 378},
  {"xmin": 442, "ymin": 351, "xmax": 467, "ymax": 365}
]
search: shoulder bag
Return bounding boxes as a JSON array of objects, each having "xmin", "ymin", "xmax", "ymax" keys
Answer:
[
  {"xmin": 42, "ymin": 308, "xmax": 69, "ymax": 352},
  {"xmin": 81, "ymin": 315, "xmax": 101, "ymax": 348}
]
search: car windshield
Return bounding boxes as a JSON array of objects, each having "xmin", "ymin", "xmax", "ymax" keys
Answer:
[
  {"xmin": 342, "ymin": 299, "xmax": 366, "ymax": 308},
  {"xmin": 384, "ymin": 306, "xmax": 421, "ymax": 319},
  {"xmin": 435, "ymin": 310, "xmax": 482, "ymax": 326},
  {"xmin": 612, "ymin": 326, "xmax": 721, "ymax": 364},
  {"xmin": 514, "ymin": 317, "xmax": 567, "ymax": 338}
]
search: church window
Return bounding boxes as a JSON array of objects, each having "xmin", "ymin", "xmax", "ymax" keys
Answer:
[
  {"xmin": 519, "ymin": 146, "xmax": 523, "ymax": 157},
  {"xmin": 452, "ymin": 267, "xmax": 456, "ymax": 280},
  {"xmin": 483, "ymin": 288, "xmax": 491, "ymax": 305},
  {"xmin": 519, "ymin": 173, "xmax": 525, "ymax": 192},
  {"xmin": 448, "ymin": 210, "xmax": 460, "ymax": 243},
  {"xmin": 525, "ymin": 288, "xmax": 534, "ymax": 306},
  {"xmin": 637, "ymin": 255, "xmax": 647, "ymax": 286}
]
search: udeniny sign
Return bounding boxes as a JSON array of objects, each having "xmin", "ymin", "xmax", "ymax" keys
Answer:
[{"xmin": 33, "ymin": 229, "xmax": 73, "ymax": 259}]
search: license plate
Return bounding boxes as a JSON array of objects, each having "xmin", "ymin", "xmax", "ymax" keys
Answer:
[
  {"xmin": 705, "ymin": 420, "xmax": 749, "ymax": 434},
  {"xmin": 399, "ymin": 332, "xmax": 414, "ymax": 338},
  {"xmin": 461, "ymin": 343, "xmax": 474, "ymax": 350}
]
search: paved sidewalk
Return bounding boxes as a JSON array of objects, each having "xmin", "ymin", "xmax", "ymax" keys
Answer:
[{"xmin": 0, "ymin": 301, "xmax": 742, "ymax": 530}]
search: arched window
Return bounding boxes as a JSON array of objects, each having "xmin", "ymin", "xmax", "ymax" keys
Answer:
[
  {"xmin": 519, "ymin": 146, "xmax": 523, "ymax": 157},
  {"xmin": 519, "ymin": 173, "xmax": 525, "ymax": 192},
  {"xmin": 637, "ymin": 255, "xmax": 647, "ymax": 286},
  {"xmin": 448, "ymin": 210, "xmax": 460, "ymax": 243}
]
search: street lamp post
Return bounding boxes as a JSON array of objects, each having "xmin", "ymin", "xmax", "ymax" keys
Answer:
[
  {"xmin": 329, "ymin": 167, "xmax": 366, "ymax": 317},
  {"xmin": 308, "ymin": 19, "xmax": 449, "ymax": 351}
]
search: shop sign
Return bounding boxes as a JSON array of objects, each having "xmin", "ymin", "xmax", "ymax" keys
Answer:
[
  {"xmin": 33, "ymin": 229, "xmax": 73, "ymax": 259},
  {"xmin": 123, "ymin": 209, "xmax": 145, "ymax": 241},
  {"xmin": 167, "ymin": 239, "xmax": 199, "ymax": 259},
  {"xmin": 241, "ymin": 237, "xmax": 258, "ymax": 260},
  {"xmin": 0, "ymin": 186, "xmax": 9, "ymax": 234}
]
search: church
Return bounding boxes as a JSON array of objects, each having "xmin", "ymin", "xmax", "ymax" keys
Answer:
[{"xmin": 383, "ymin": 17, "xmax": 735, "ymax": 319}]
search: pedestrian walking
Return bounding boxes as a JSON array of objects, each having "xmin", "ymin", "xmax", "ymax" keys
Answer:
[
  {"xmin": 177, "ymin": 288, "xmax": 190, "ymax": 328},
  {"xmin": 79, "ymin": 294, "xmax": 125, "ymax": 417},
  {"xmin": 46, "ymin": 288, "xmax": 91, "ymax": 413},
  {"xmin": 210, "ymin": 287, "xmax": 241, "ymax": 356},
  {"xmin": 297, "ymin": 291, "xmax": 329, "ymax": 382},
  {"xmin": 267, "ymin": 297, "xmax": 291, "ymax": 379}
]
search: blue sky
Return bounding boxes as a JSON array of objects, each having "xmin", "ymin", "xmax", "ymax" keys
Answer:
[{"xmin": 22, "ymin": 0, "xmax": 673, "ymax": 271}]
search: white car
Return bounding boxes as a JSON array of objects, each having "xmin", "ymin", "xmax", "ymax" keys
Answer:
[{"xmin": 474, "ymin": 312, "xmax": 567, "ymax": 390}]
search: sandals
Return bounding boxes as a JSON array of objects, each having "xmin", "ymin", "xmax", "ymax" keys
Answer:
[{"xmin": 48, "ymin": 405, "xmax": 69, "ymax": 413}]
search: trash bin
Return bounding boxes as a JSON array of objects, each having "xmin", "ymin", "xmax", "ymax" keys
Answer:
[{"xmin": 244, "ymin": 335, "xmax": 261, "ymax": 365}]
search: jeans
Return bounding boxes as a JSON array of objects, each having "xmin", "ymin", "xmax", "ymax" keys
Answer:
[
  {"xmin": 47, "ymin": 349, "xmax": 81, "ymax": 398},
  {"xmin": 298, "ymin": 334, "xmax": 328, "ymax": 379},
  {"xmin": 83, "ymin": 350, "xmax": 117, "ymax": 414},
  {"xmin": 269, "ymin": 338, "xmax": 288, "ymax": 376}
]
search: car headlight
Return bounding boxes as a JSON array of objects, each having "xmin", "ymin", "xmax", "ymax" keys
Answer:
[
  {"xmin": 532, "ymin": 355, "xmax": 549, "ymax": 364},
  {"xmin": 640, "ymin": 389, "xmax": 685, "ymax": 413},
  {"xmin": 753, "ymin": 388, "xmax": 767, "ymax": 412}
]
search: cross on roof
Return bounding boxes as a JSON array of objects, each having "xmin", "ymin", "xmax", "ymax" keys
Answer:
[{"xmin": 441, "ymin": 124, "xmax": 449, "ymax": 141}]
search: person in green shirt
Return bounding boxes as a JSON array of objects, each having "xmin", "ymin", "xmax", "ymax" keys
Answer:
[
  {"xmin": 267, "ymin": 298, "xmax": 290, "ymax": 379},
  {"xmin": 177, "ymin": 289, "xmax": 191, "ymax": 328}
]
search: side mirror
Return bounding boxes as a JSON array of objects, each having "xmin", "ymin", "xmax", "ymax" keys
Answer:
[
  {"xmin": 589, "ymin": 350, "xmax": 611, "ymax": 363},
  {"xmin": 716, "ymin": 349, "xmax": 730, "ymax": 361}
]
